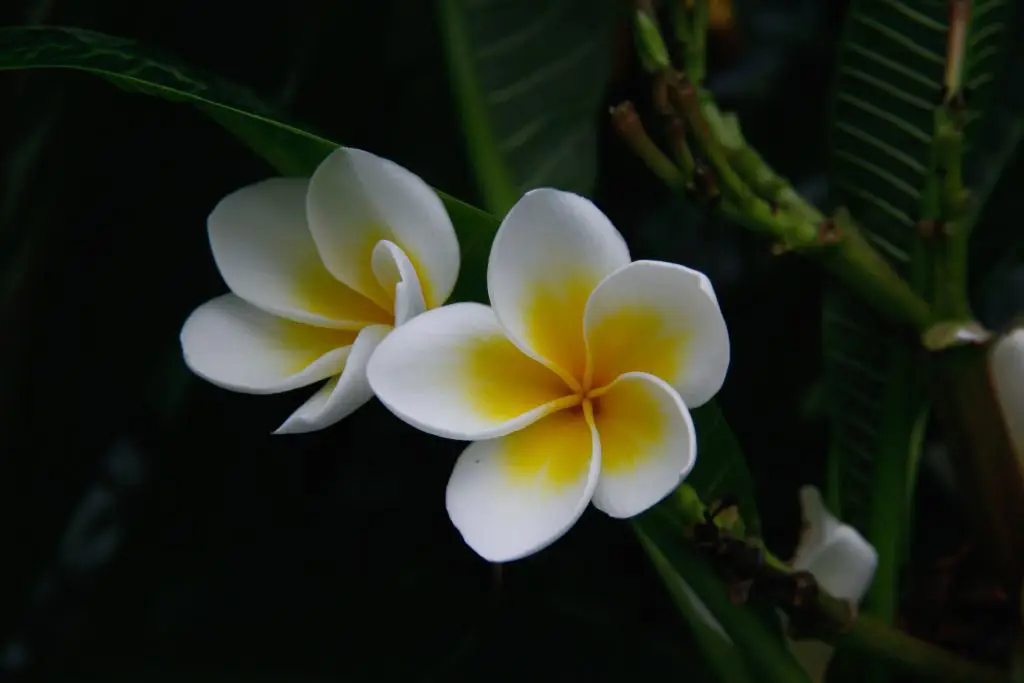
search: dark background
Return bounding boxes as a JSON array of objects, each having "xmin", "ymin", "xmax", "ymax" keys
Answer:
[{"xmin": 1, "ymin": 0, "xmax": 1017, "ymax": 680}]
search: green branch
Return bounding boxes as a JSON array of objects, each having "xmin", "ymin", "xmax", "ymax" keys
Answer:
[
  {"xmin": 628, "ymin": 71, "xmax": 932, "ymax": 332},
  {"xmin": 649, "ymin": 484, "xmax": 1010, "ymax": 683},
  {"xmin": 919, "ymin": 0, "xmax": 1024, "ymax": 595},
  {"xmin": 820, "ymin": 592, "xmax": 1007, "ymax": 683}
]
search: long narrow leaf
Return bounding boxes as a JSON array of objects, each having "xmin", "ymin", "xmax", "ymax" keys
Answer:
[
  {"xmin": 438, "ymin": 0, "xmax": 617, "ymax": 214},
  {"xmin": 0, "ymin": 25, "xmax": 498, "ymax": 301}
]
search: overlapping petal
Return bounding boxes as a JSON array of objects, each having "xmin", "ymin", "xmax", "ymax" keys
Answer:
[
  {"xmin": 367, "ymin": 302, "xmax": 576, "ymax": 440},
  {"xmin": 371, "ymin": 240, "xmax": 426, "ymax": 326},
  {"xmin": 306, "ymin": 147, "xmax": 460, "ymax": 310},
  {"xmin": 180, "ymin": 294, "xmax": 357, "ymax": 394},
  {"xmin": 207, "ymin": 177, "xmax": 390, "ymax": 329},
  {"xmin": 274, "ymin": 324, "xmax": 392, "ymax": 434},
  {"xmin": 446, "ymin": 407, "xmax": 601, "ymax": 562},
  {"xmin": 487, "ymin": 189, "xmax": 630, "ymax": 385},
  {"xmin": 590, "ymin": 373, "xmax": 696, "ymax": 517},
  {"xmin": 584, "ymin": 261, "xmax": 729, "ymax": 407}
]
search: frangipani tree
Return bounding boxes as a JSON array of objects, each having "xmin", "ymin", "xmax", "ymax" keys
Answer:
[{"xmin": 1, "ymin": 0, "xmax": 1023, "ymax": 681}]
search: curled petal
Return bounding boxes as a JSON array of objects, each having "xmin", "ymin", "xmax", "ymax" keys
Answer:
[
  {"xmin": 792, "ymin": 486, "xmax": 878, "ymax": 602},
  {"xmin": 207, "ymin": 177, "xmax": 389, "ymax": 329},
  {"xmin": 367, "ymin": 302, "xmax": 574, "ymax": 440},
  {"xmin": 487, "ymin": 189, "xmax": 630, "ymax": 385},
  {"xmin": 371, "ymin": 240, "xmax": 426, "ymax": 327},
  {"xmin": 591, "ymin": 373, "xmax": 696, "ymax": 518},
  {"xmin": 274, "ymin": 325, "xmax": 391, "ymax": 434},
  {"xmin": 306, "ymin": 147, "xmax": 460, "ymax": 309},
  {"xmin": 180, "ymin": 294, "xmax": 356, "ymax": 394},
  {"xmin": 584, "ymin": 260, "xmax": 729, "ymax": 407},
  {"xmin": 446, "ymin": 407, "xmax": 601, "ymax": 562}
]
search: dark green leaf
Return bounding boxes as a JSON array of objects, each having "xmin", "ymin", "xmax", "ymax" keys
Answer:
[
  {"xmin": 826, "ymin": 0, "xmax": 1015, "ymax": 270},
  {"xmin": 630, "ymin": 401, "xmax": 768, "ymax": 680},
  {"xmin": 823, "ymin": 0, "xmax": 1015, "ymax": 556},
  {"xmin": 821, "ymin": 5, "xmax": 1014, "ymax": 665},
  {"xmin": 966, "ymin": 27, "xmax": 1024, "ymax": 281},
  {"xmin": 635, "ymin": 508, "xmax": 810, "ymax": 683},
  {"xmin": 0, "ymin": 25, "xmax": 499, "ymax": 302},
  {"xmin": 821, "ymin": 290, "xmax": 929, "ymax": 531},
  {"xmin": 438, "ymin": 0, "xmax": 618, "ymax": 214},
  {"xmin": 638, "ymin": 531, "xmax": 758, "ymax": 683},
  {"xmin": 688, "ymin": 401, "xmax": 761, "ymax": 536}
]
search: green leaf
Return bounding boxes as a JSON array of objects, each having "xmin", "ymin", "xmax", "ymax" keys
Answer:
[
  {"xmin": 966, "ymin": 31, "xmax": 1024, "ymax": 281},
  {"xmin": 821, "ymin": 6, "xmax": 1014, "ymax": 670},
  {"xmin": 826, "ymin": 0, "xmax": 1016, "ymax": 269},
  {"xmin": 637, "ymin": 531, "xmax": 758, "ymax": 683},
  {"xmin": 634, "ymin": 508, "xmax": 810, "ymax": 683},
  {"xmin": 821, "ymin": 290, "xmax": 929, "ymax": 530},
  {"xmin": 0, "ymin": 25, "xmax": 499, "ymax": 302},
  {"xmin": 631, "ymin": 401, "xmax": 771, "ymax": 680},
  {"xmin": 438, "ymin": 0, "xmax": 618, "ymax": 214},
  {"xmin": 687, "ymin": 401, "xmax": 761, "ymax": 536}
]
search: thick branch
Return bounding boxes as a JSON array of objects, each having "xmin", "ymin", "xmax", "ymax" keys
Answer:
[{"xmin": 666, "ymin": 485, "xmax": 1009, "ymax": 683}]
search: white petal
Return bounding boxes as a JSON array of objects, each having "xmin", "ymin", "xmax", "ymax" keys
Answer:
[
  {"xmin": 367, "ymin": 302, "xmax": 575, "ymax": 440},
  {"xmin": 590, "ymin": 373, "xmax": 696, "ymax": 518},
  {"xmin": 180, "ymin": 294, "xmax": 357, "ymax": 394},
  {"xmin": 371, "ymin": 240, "xmax": 426, "ymax": 327},
  {"xmin": 306, "ymin": 147, "xmax": 460, "ymax": 309},
  {"xmin": 791, "ymin": 486, "xmax": 878, "ymax": 602},
  {"xmin": 446, "ymin": 407, "xmax": 601, "ymax": 562},
  {"xmin": 487, "ymin": 189, "xmax": 631, "ymax": 385},
  {"xmin": 990, "ymin": 327, "xmax": 1024, "ymax": 459},
  {"xmin": 208, "ymin": 177, "xmax": 390, "ymax": 329},
  {"xmin": 274, "ymin": 324, "xmax": 391, "ymax": 434},
  {"xmin": 584, "ymin": 260, "xmax": 730, "ymax": 407}
]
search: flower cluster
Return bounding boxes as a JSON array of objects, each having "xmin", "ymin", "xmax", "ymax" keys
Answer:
[{"xmin": 181, "ymin": 147, "xmax": 730, "ymax": 561}]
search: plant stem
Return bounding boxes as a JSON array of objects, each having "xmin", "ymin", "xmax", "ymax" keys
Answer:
[
  {"xmin": 639, "ymin": 533, "xmax": 759, "ymax": 683},
  {"xmin": 689, "ymin": 0, "xmax": 709, "ymax": 85},
  {"xmin": 820, "ymin": 209, "xmax": 933, "ymax": 332},
  {"xmin": 657, "ymin": 72, "xmax": 933, "ymax": 332},
  {"xmin": 928, "ymin": 107, "xmax": 971, "ymax": 320},
  {"xmin": 862, "ymin": 347, "xmax": 930, "ymax": 683},
  {"xmin": 637, "ymin": 515, "xmax": 813, "ymax": 683},
  {"xmin": 818, "ymin": 592, "xmax": 1008, "ymax": 683},
  {"xmin": 931, "ymin": 343, "xmax": 1024, "ymax": 589},
  {"xmin": 610, "ymin": 101, "xmax": 685, "ymax": 190},
  {"xmin": 652, "ymin": 488, "xmax": 1010, "ymax": 683},
  {"xmin": 924, "ymin": 0, "xmax": 1024, "ymax": 602}
]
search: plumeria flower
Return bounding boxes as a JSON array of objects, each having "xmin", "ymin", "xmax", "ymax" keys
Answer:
[
  {"xmin": 180, "ymin": 147, "xmax": 459, "ymax": 434},
  {"xmin": 990, "ymin": 326, "xmax": 1024, "ymax": 458},
  {"xmin": 786, "ymin": 486, "xmax": 878, "ymax": 683},
  {"xmin": 367, "ymin": 188, "xmax": 730, "ymax": 562}
]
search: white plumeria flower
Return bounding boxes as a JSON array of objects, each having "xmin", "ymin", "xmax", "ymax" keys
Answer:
[
  {"xmin": 990, "ymin": 326, "xmax": 1024, "ymax": 459},
  {"xmin": 786, "ymin": 486, "xmax": 878, "ymax": 683},
  {"xmin": 180, "ymin": 147, "xmax": 459, "ymax": 434},
  {"xmin": 366, "ymin": 188, "xmax": 730, "ymax": 562}
]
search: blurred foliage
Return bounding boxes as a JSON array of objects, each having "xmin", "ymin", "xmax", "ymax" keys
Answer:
[{"xmin": 1, "ymin": 0, "xmax": 1023, "ymax": 681}]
